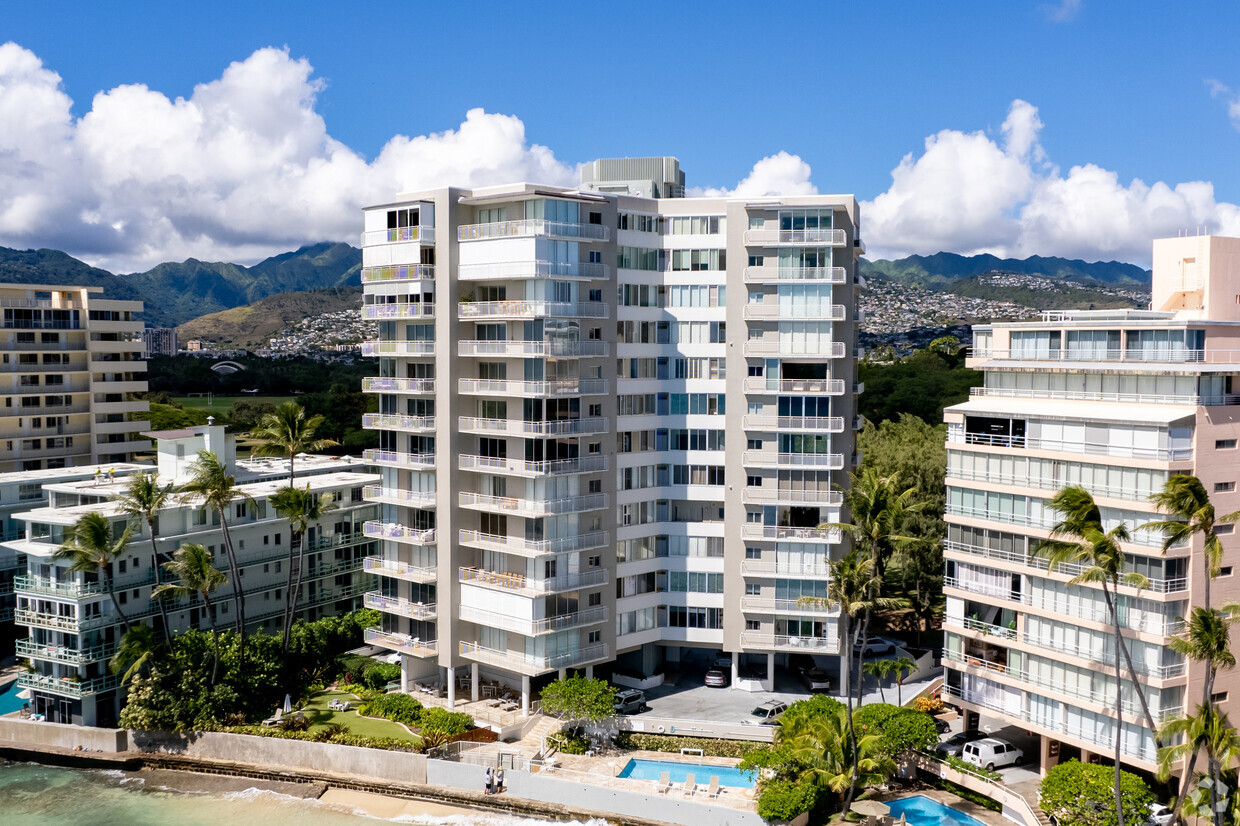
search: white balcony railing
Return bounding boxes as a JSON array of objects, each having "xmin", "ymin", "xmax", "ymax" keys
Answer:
[
  {"xmin": 459, "ymin": 604, "xmax": 608, "ymax": 636},
  {"xmin": 361, "ymin": 413, "xmax": 435, "ymax": 432},
  {"xmin": 456, "ymin": 340, "xmax": 610, "ymax": 358},
  {"xmin": 739, "ymin": 632, "xmax": 839, "ymax": 652},
  {"xmin": 457, "ymin": 378, "xmax": 608, "ymax": 397},
  {"xmin": 363, "ymin": 485, "xmax": 437, "ymax": 508},
  {"xmin": 360, "ymin": 264, "xmax": 435, "ymax": 283},
  {"xmin": 743, "ymin": 451, "xmax": 845, "ymax": 469},
  {"xmin": 743, "ymin": 340, "xmax": 847, "ymax": 358},
  {"xmin": 742, "ymin": 304, "xmax": 847, "ymax": 321},
  {"xmin": 743, "ymin": 378, "xmax": 845, "ymax": 395},
  {"xmin": 365, "ymin": 627, "xmax": 438, "ymax": 658},
  {"xmin": 458, "ymin": 529, "xmax": 609, "ymax": 557},
  {"xmin": 741, "ymin": 525, "xmax": 842, "ymax": 543},
  {"xmin": 363, "ymin": 556, "xmax": 438, "ymax": 583},
  {"xmin": 360, "ymin": 302, "xmax": 435, "ymax": 320},
  {"xmin": 459, "ymin": 640, "xmax": 610, "ymax": 676},
  {"xmin": 744, "ymin": 228, "xmax": 846, "ymax": 246},
  {"xmin": 943, "ymin": 540, "xmax": 1188, "ymax": 594},
  {"xmin": 363, "ymin": 521, "xmax": 436, "ymax": 545},
  {"xmin": 360, "ymin": 341, "xmax": 436, "ymax": 357},
  {"xmin": 741, "ymin": 596, "xmax": 838, "ymax": 615},
  {"xmin": 741, "ymin": 487, "xmax": 843, "ymax": 507},
  {"xmin": 364, "ymin": 591, "xmax": 437, "ymax": 620},
  {"xmin": 458, "ymin": 491, "xmax": 609, "ymax": 516},
  {"xmin": 456, "ymin": 261, "xmax": 610, "ymax": 281},
  {"xmin": 457, "ymin": 416, "xmax": 610, "ymax": 437},
  {"xmin": 740, "ymin": 559, "xmax": 832, "ymax": 577},
  {"xmin": 971, "ymin": 348, "xmax": 1240, "ymax": 365},
  {"xmin": 457, "ymin": 454, "xmax": 608, "ymax": 477},
  {"xmin": 969, "ymin": 386, "xmax": 1204, "ymax": 406},
  {"xmin": 361, "ymin": 377, "xmax": 436, "ymax": 394},
  {"xmin": 743, "ymin": 415, "xmax": 845, "ymax": 432},
  {"xmin": 361, "ymin": 226, "xmax": 436, "ymax": 246},
  {"xmin": 457, "ymin": 219, "xmax": 610, "ymax": 242},
  {"xmin": 457, "ymin": 300, "xmax": 609, "ymax": 319},
  {"xmin": 947, "ymin": 430, "xmax": 1193, "ymax": 462},
  {"xmin": 363, "ymin": 449, "xmax": 435, "ymax": 469},
  {"xmin": 742, "ymin": 266, "xmax": 847, "ymax": 284},
  {"xmin": 459, "ymin": 566, "xmax": 609, "ymax": 595}
]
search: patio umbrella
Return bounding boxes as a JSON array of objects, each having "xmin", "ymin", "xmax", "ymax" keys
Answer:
[
  {"xmin": 850, "ymin": 800, "xmax": 891, "ymax": 818},
  {"xmin": 16, "ymin": 688, "xmax": 32, "ymax": 700},
  {"xmin": 284, "ymin": 694, "xmax": 292, "ymax": 714}
]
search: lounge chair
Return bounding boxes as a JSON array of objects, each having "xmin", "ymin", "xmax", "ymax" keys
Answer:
[
  {"xmin": 656, "ymin": 771, "xmax": 671, "ymax": 794},
  {"xmin": 261, "ymin": 709, "xmax": 283, "ymax": 727},
  {"xmin": 682, "ymin": 773, "xmax": 696, "ymax": 797},
  {"xmin": 706, "ymin": 776, "xmax": 720, "ymax": 798},
  {"xmin": 340, "ymin": 701, "xmax": 350, "ymax": 712}
]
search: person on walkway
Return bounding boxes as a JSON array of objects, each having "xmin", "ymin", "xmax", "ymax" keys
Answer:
[
  {"xmin": 495, "ymin": 767, "xmax": 505, "ymax": 794},
  {"xmin": 484, "ymin": 766, "xmax": 493, "ymax": 795}
]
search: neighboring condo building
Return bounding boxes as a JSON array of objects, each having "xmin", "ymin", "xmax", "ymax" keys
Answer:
[
  {"xmin": 0, "ymin": 283, "xmax": 150, "ymax": 473},
  {"xmin": 6, "ymin": 423, "xmax": 379, "ymax": 726},
  {"xmin": 140, "ymin": 327, "xmax": 178, "ymax": 358},
  {"xmin": 359, "ymin": 157, "xmax": 862, "ymax": 712},
  {"xmin": 943, "ymin": 234, "xmax": 1240, "ymax": 776}
]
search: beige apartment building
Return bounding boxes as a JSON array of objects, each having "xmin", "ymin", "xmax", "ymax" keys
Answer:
[
  {"xmin": 358, "ymin": 158, "xmax": 863, "ymax": 712},
  {"xmin": 945, "ymin": 234, "xmax": 1240, "ymax": 777},
  {"xmin": 0, "ymin": 284, "xmax": 150, "ymax": 473}
]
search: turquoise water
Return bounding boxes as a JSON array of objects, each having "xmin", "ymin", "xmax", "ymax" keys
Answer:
[
  {"xmin": 616, "ymin": 758, "xmax": 755, "ymax": 788},
  {"xmin": 0, "ymin": 680, "xmax": 26, "ymax": 715},
  {"xmin": 887, "ymin": 794, "xmax": 988, "ymax": 826},
  {"xmin": 0, "ymin": 762, "xmax": 600, "ymax": 825}
]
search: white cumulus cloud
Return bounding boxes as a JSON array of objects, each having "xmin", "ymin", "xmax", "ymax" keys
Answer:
[{"xmin": 691, "ymin": 151, "xmax": 818, "ymax": 198}]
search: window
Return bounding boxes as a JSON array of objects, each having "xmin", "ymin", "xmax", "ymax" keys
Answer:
[
  {"xmin": 588, "ymin": 480, "xmax": 602, "ymax": 493},
  {"xmin": 588, "ymin": 555, "xmax": 601, "ymax": 568},
  {"xmin": 747, "ymin": 439, "xmax": 762, "ymax": 450},
  {"xmin": 1218, "ymin": 525, "xmax": 1235, "ymax": 535},
  {"xmin": 745, "ymin": 583, "xmax": 761, "ymax": 595},
  {"xmin": 747, "ymin": 475, "xmax": 762, "ymax": 487},
  {"xmin": 235, "ymin": 502, "xmax": 248, "ymax": 518},
  {"xmin": 588, "ymin": 592, "xmax": 602, "ymax": 606},
  {"xmin": 588, "ymin": 630, "xmax": 602, "ymax": 644},
  {"xmin": 1222, "ymin": 566, "xmax": 1234, "ymax": 576},
  {"xmin": 745, "ymin": 547, "xmax": 761, "ymax": 559},
  {"xmin": 1213, "ymin": 691, "xmax": 1230, "ymax": 703},
  {"xmin": 1216, "ymin": 482, "xmax": 1236, "ymax": 493},
  {"xmin": 746, "ymin": 620, "xmax": 761, "ymax": 631},
  {"xmin": 1218, "ymin": 439, "xmax": 1238, "ymax": 450}
]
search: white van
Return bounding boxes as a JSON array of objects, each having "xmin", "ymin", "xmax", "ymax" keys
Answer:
[{"xmin": 961, "ymin": 737, "xmax": 1024, "ymax": 771}]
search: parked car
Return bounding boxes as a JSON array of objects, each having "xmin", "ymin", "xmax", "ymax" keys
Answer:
[
  {"xmin": 612, "ymin": 689, "xmax": 648, "ymax": 715},
  {"xmin": 935, "ymin": 728, "xmax": 986, "ymax": 757},
  {"xmin": 704, "ymin": 666, "xmax": 730, "ymax": 687},
  {"xmin": 932, "ymin": 716, "xmax": 952, "ymax": 734},
  {"xmin": 853, "ymin": 637, "xmax": 895, "ymax": 656},
  {"xmin": 797, "ymin": 665, "xmax": 831, "ymax": 692},
  {"xmin": 869, "ymin": 636, "xmax": 905, "ymax": 653},
  {"xmin": 743, "ymin": 700, "xmax": 788, "ymax": 726},
  {"xmin": 1147, "ymin": 803, "xmax": 1174, "ymax": 826},
  {"xmin": 961, "ymin": 737, "xmax": 1024, "ymax": 771}
]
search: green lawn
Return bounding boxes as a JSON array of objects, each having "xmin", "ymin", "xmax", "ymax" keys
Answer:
[
  {"xmin": 299, "ymin": 690, "xmax": 422, "ymax": 744},
  {"xmin": 173, "ymin": 395, "xmax": 298, "ymax": 414}
]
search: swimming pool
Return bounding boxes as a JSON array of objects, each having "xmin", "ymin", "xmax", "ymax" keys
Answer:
[
  {"xmin": 0, "ymin": 679, "xmax": 26, "ymax": 716},
  {"xmin": 887, "ymin": 795, "xmax": 988, "ymax": 826},
  {"xmin": 617, "ymin": 758, "xmax": 755, "ymax": 788}
]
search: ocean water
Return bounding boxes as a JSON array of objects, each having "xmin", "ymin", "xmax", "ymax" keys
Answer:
[{"xmin": 0, "ymin": 761, "xmax": 602, "ymax": 826}]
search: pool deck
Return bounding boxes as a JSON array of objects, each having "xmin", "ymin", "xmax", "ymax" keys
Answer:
[
  {"xmin": 541, "ymin": 749, "xmax": 758, "ymax": 811},
  {"xmin": 877, "ymin": 789, "xmax": 1010, "ymax": 826}
]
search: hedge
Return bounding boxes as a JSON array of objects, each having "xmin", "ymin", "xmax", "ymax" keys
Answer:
[
  {"xmin": 358, "ymin": 693, "xmax": 422, "ymax": 727},
  {"xmin": 614, "ymin": 732, "xmax": 767, "ymax": 758},
  {"xmin": 755, "ymin": 777, "xmax": 817, "ymax": 822},
  {"xmin": 222, "ymin": 724, "xmax": 424, "ymax": 752}
]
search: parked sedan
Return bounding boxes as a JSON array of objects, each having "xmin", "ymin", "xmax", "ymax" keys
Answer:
[
  {"xmin": 704, "ymin": 666, "xmax": 730, "ymax": 687},
  {"xmin": 853, "ymin": 637, "xmax": 895, "ymax": 657},
  {"xmin": 935, "ymin": 729, "xmax": 986, "ymax": 757},
  {"xmin": 797, "ymin": 665, "xmax": 831, "ymax": 693}
]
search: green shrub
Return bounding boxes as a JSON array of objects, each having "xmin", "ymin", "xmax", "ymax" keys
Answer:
[
  {"xmin": 940, "ymin": 753, "xmax": 1002, "ymax": 782},
  {"xmin": 547, "ymin": 731, "xmax": 590, "ymax": 754},
  {"xmin": 614, "ymin": 732, "xmax": 766, "ymax": 758},
  {"xmin": 1038, "ymin": 760, "xmax": 1154, "ymax": 826},
  {"xmin": 852, "ymin": 703, "xmax": 939, "ymax": 760},
  {"xmin": 223, "ymin": 725, "xmax": 423, "ymax": 753},
  {"xmin": 362, "ymin": 662, "xmax": 402, "ymax": 690},
  {"xmin": 359, "ymin": 692, "xmax": 423, "ymax": 727},
  {"xmin": 417, "ymin": 707, "xmax": 474, "ymax": 737},
  {"xmin": 780, "ymin": 694, "xmax": 846, "ymax": 727},
  {"xmin": 755, "ymin": 777, "xmax": 817, "ymax": 822}
]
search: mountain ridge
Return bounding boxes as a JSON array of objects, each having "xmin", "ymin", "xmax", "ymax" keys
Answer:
[{"xmin": 859, "ymin": 251, "xmax": 1151, "ymax": 288}]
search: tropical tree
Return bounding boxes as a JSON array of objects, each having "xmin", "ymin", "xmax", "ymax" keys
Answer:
[
  {"xmin": 775, "ymin": 704, "xmax": 895, "ymax": 812},
  {"xmin": 1038, "ymin": 486, "xmax": 1151, "ymax": 826},
  {"xmin": 153, "ymin": 543, "xmax": 228, "ymax": 684},
  {"xmin": 110, "ymin": 623, "xmax": 159, "ymax": 684},
  {"xmin": 112, "ymin": 472, "xmax": 175, "ymax": 636},
  {"xmin": 834, "ymin": 467, "xmax": 926, "ymax": 593},
  {"xmin": 269, "ymin": 484, "xmax": 336, "ymax": 653},
  {"xmin": 249, "ymin": 402, "xmax": 338, "ymax": 486},
  {"xmin": 178, "ymin": 450, "xmax": 254, "ymax": 653},
  {"xmin": 890, "ymin": 656, "xmax": 917, "ymax": 707},
  {"xmin": 862, "ymin": 658, "xmax": 895, "ymax": 704},
  {"xmin": 1159, "ymin": 705, "xmax": 1240, "ymax": 826},
  {"xmin": 53, "ymin": 511, "xmax": 134, "ymax": 633},
  {"xmin": 1144, "ymin": 474, "xmax": 1240, "ymax": 612},
  {"xmin": 538, "ymin": 675, "xmax": 616, "ymax": 736}
]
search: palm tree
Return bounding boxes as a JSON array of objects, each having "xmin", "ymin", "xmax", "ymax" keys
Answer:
[
  {"xmin": 1039, "ymin": 486, "xmax": 1150, "ymax": 826},
  {"xmin": 862, "ymin": 658, "xmax": 895, "ymax": 704},
  {"xmin": 53, "ymin": 511, "xmax": 134, "ymax": 633},
  {"xmin": 249, "ymin": 402, "xmax": 338, "ymax": 487},
  {"xmin": 112, "ymin": 472, "xmax": 174, "ymax": 637},
  {"xmin": 179, "ymin": 450, "xmax": 254, "ymax": 653},
  {"xmin": 153, "ymin": 543, "xmax": 228, "ymax": 684},
  {"xmin": 1159, "ymin": 705, "xmax": 1240, "ymax": 826},
  {"xmin": 776, "ymin": 704, "xmax": 895, "ymax": 812},
  {"xmin": 1144, "ymin": 474, "xmax": 1240, "ymax": 613},
  {"xmin": 269, "ymin": 484, "xmax": 336, "ymax": 652},
  {"xmin": 890, "ymin": 656, "xmax": 917, "ymax": 707},
  {"xmin": 110, "ymin": 624, "xmax": 159, "ymax": 684},
  {"xmin": 834, "ymin": 467, "xmax": 926, "ymax": 594}
]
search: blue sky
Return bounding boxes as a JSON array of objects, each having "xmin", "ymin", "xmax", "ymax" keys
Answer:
[{"xmin": 2, "ymin": 0, "xmax": 1239, "ymax": 270}]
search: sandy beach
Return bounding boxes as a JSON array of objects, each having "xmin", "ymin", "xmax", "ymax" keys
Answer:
[{"xmin": 319, "ymin": 786, "xmax": 489, "ymax": 819}]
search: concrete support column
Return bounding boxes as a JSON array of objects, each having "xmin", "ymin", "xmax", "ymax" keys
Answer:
[
  {"xmin": 731, "ymin": 658, "xmax": 740, "ymax": 686},
  {"xmin": 765, "ymin": 652, "xmax": 775, "ymax": 692},
  {"xmin": 558, "ymin": 668, "xmax": 566, "ymax": 681},
  {"xmin": 586, "ymin": 666, "xmax": 594, "ymax": 679},
  {"xmin": 522, "ymin": 675, "xmax": 531, "ymax": 718},
  {"xmin": 1039, "ymin": 736, "xmax": 1061, "ymax": 776},
  {"xmin": 446, "ymin": 666, "xmax": 456, "ymax": 705},
  {"xmin": 470, "ymin": 663, "xmax": 479, "ymax": 703},
  {"xmin": 401, "ymin": 656, "xmax": 412, "ymax": 694}
]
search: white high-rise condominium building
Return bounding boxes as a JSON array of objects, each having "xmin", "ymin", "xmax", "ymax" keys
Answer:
[
  {"xmin": 359, "ymin": 157, "xmax": 862, "ymax": 712},
  {"xmin": 0, "ymin": 283, "xmax": 150, "ymax": 473},
  {"xmin": 944, "ymin": 234, "xmax": 1240, "ymax": 777}
]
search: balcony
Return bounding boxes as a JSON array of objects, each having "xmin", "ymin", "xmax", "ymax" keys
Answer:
[
  {"xmin": 457, "ymin": 378, "xmax": 608, "ymax": 398},
  {"xmin": 363, "ymin": 556, "xmax": 437, "ymax": 584},
  {"xmin": 365, "ymin": 627, "xmax": 438, "ymax": 659},
  {"xmin": 743, "ymin": 304, "xmax": 847, "ymax": 321},
  {"xmin": 946, "ymin": 430, "xmax": 1193, "ymax": 462},
  {"xmin": 943, "ymin": 540, "xmax": 1188, "ymax": 595},
  {"xmin": 458, "ymin": 491, "xmax": 608, "ymax": 517},
  {"xmin": 361, "ymin": 414, "xmax": 435, "ymax": 433},
  {"xmin": 456, "ymin": 261, "xmax": 609, "ymax": 281},
  {"xmin": 743, "ymin": 451, "xmax": 845, "ymax": 470},
  {"xmin": 743, "ymin": 340, "xmax": 847, "ymax": 358},
  {"xmin": 15, "ymin": 609, "xmax": 111, "ymax": 632},
  {"xmin": 970, "ymin": 347, "xmax": 1240, "ymax": 366},
  {"xmin": 18, "ymin": 672, "xmax": 122, "ymax": 699},
  {"xmin": 744, "ymin": 228, "xmax": 846, "ymax": 246},
  {"xmin": 969, "ymin": 386, "xmax": 1202, "ymax": 406},
  {"xmin": 456, "ymin": 340, "xmax": 610, "ymax": 358},
  {"xmin": 457, "ymin": 454, "xmax": 609, "ymax": 477},
  {"xmin": 16, "ymin": 639, "xmax": 117, "ymax": 666},
  {"xmin": 743, "ymin": 415, "xmax": 846, "ymax": 432},
  {"xmin": 740, "ymin": 559, "xmax": 832, "ymax": 577},
  {"xmin": 741, "ymin": 596, "xmax": 838, "ymax": 615},
  {"xmin": 743, "ymin": 378, "xmax": 845, "ymax": 395},
  {"xmin": 363, "ymin": 521, "xmax": 436, "ymax": 546},
  {"xmin": 360, "ymin": 303, "xmax": 435, "ymax": 321},
  {"xmin": 362, "ymin": 449, "xmax": 435, "ymax": 469},
  {"xmin": 743, "ymin": 266, "xmax": 847, "ymax": 284},
  {"xmin": 361, "ymin": 264, "xmax": 435, "ymax": 283},
  {"xmin": 458, "ymin": 300, "xmax": 609, "ymax": 320},
  {"xmin": 457, "ymin": 219, "xmax": 610, "ymax": 242},
  {"xmin": 363, "ymin": 485, "xmax": 437, "ymax": 508},
  {"xmin": 458, "ymin": 416, "xmax": 610, "ymax": 437},
  {"xmin": 459, "ymin": 640, "xmax": 610, "ymax": 676},
  {"xmin": 459, "ymin": 604, "xmax": 608, "ymax": 636},
  {"xmin": 741, "ymin": 525, "xmax": 842, "ymax": 543},
  {"xmin": 361, "ymin": 377, "xmax": 435, "ymax": 395},
  {"xmin": 459, "ymin": 566, "xmax": 609, "ymax": 595},
  {"xmin": 739, "ymin": 632, "xmax": 839, "ymax": 652},
  {"xmin": 458, "ymin": 529, "xmax": 609, "ymax": 557},
  {"xmin": 14, "ymin": 575, "xmax": 114, "ymax": 599},
  {"xmin": 364, "ymin": 591, "xmax": 437, "ymax": 620},
  {"xmin": 360, "ymin": 225, "xmax": 436, "ymax": 245},
  {"xmin": 360, "ymin": 341, "xmax": 436, "ymax": 357}
]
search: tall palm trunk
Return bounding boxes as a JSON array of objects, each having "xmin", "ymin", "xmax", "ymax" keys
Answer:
[
  {"xmin": 842, "ymin": 608, "xmax": 872, "ymax": 815},
  {"xmin": 146, "ymin": 516, "xmax": 169, "ymax": 638},
  {"xmin": 1100, "ymin": 585, "xmax": 1160, "ymax": 742},
  {"xmin": 216, "ymin": 510, "xmax": 246, "ymax": 662},
  {"xmin": 203, "ymin": 592, "xmax": 220, "ymax": 685},
  {"xmin": 1110, "ymin": 578, "xmax": 1126, "ymax": 826},
  {"xmin": 281, "ymin": 528, "xmax": 304, "ymax": 652}
]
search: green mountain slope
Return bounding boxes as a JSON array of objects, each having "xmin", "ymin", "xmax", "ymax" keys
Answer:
[
  {"xmin": 176, "ymin": 286, "xmax": 364, "ymax": 349},
  {"xmin": 860, "ymin": 252, "xmax": 1150, "ymax": 288},
  {"xmin": 944, "ymin": 274, "xmax": 1145, "ymax": 310}
]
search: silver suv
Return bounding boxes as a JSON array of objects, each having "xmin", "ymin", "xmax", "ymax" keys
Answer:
[
  {"xmin": 742, "ymin": 700, "xmax": 788, "ymax": 726},
  {"xmin": 612, "ymin": 689, "xmax": 648, "ymax": 715}
]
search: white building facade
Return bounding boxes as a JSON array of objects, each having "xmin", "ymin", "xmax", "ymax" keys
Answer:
[{"xmin": 360, "ymin": 158, "xmax": 863, "ymax": 711}]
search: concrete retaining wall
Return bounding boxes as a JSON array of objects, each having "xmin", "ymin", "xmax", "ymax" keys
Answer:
[
  {"xmin": 130, "ymin": 730, "xmax": 428, "ymax": 786},
  {"xmin": 0, "ymin": 718, "xmax": 128, "ymax": 752},
  {"xmin": 616, "ymin": 715, "xmax": 775, "ymax": 742}
]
